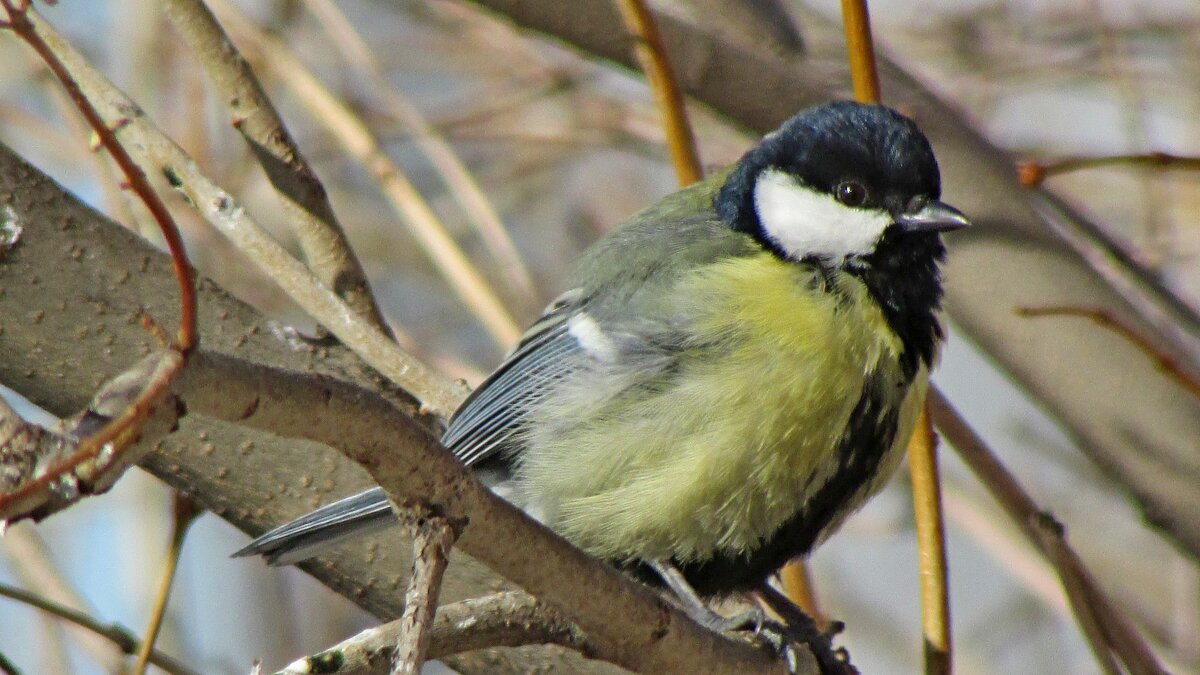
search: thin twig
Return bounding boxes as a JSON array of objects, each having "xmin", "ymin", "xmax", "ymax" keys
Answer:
[
  {"xmin": 208, "ymin": 0, "xmax": 523, "ymax": 348},
  {"xmin": 1017, "ymin": 305, "xmax": 1200, "ymax": 400},
  {"xmin": 2, "ymin": 2, "xmax": 195, "ymax": 352},
  {"xmin": 305, "ymin": 0, "xmax": 539, "ymax": 308},
  {"xmin": 0, "ymin": 1, "xmax": 194, "ymax": 515},
  {"xmin": 838, "ymin": 1, "xmax": 951, "ymax": 670},
  {"xmin": 1, "ymin": 526, "xmax": 126, "ymax": 670},
  {"xmin": 0, "ymin": 583, "xmax": 198, "ymax": 675},
  {"xmin": 1017, "ymin": 152, "xmax": 1200, "ymax": 187},
  {"xmin": 612, "ymin": 0, "xmax": 702, "ymax": 186},
  {"xmin": 393, "ymin": 513, "xmax": 461, "ymax": 674},
  {"xmin": 275, "ymin": 591, "xmax": 591, "ymax": 674},
  {"xmin": 1028, "ymin": 190, "xmax": 1200, "ymax": 368},
  {"xmin": 132, "ymin": 494, "xmax": 202, "ymax": 675},
  {"xmin": 37, "ymin": 71, "xmax": 138, "ymax": 231},
  {"xmin": 928, "ymin": 386, "xmax": 1166, "ymax": 675},
  {"xmin": 907, "ymin": 409, "xmax": 951, "ymax": 675},
  {"xmin": 160, "ymin": 0, "xmax": 386, "ymax": 331},
  {"xmin": 839, "ymin": 0, "xmax": 881, "ymax": 104}
]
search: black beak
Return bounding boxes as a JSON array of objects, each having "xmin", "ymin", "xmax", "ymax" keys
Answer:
[{"xmin": 895, "ymin": 199, "xmax": 970, "ymax": 233}]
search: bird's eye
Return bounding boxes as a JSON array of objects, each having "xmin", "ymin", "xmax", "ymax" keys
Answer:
[{"xmin": 835, "ymin": 181, "xmax": 867, "ymax": 207}]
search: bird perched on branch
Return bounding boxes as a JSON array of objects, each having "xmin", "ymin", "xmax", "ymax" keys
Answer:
[{"xmin": 236, "ymin": 100, "xmax": 967, "ymax": 625}]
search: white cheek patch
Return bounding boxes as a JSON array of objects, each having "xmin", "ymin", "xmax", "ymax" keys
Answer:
[{"xmin": 753, "ymin": 168, "xmax": 892, "ymax": 261}]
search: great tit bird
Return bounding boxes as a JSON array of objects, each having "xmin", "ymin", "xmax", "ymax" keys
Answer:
[{"xmin": 236, "ymin": 101, "xmax": 968, "ymax": 604}]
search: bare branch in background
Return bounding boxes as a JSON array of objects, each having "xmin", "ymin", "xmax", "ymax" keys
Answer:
[
  {"xmin": 612, "ymin": 0, "xmax": 702, "ymax": 185},
  {"xmin": 305, "ymin": 0, "xmax": 540, "ymax": 311},
  {"xmin": 132, "ymin": 493, "xmax": 201, "ymax": 675},
  {"xmin": 1017, "ymin": 152, "xmax": 1200, "ymax": 187},
  {"xmin": 208, "ymin": 0, "xmax": 524, "ymax": 348},
  {"xmin": 5, "ymin": 4, "xmax": 468, "ymax": 421},
  {"xmin": 0, "ymin": 526, "xmax": 126, "ymax": 671},
  {"xmin": 928, "ymin": 387, "xmax": 1166, "ymax": 675},
  {"xmin": 160, "ymin": 0, "xmax": 386, "ymax": 331},
  {"xmin": 0, "ymin": 583, "xmax": 197, "ymax": 675},
  {"xmin": 1017, "ymin": 305, "xmax": 1200, "ymax": 399}
]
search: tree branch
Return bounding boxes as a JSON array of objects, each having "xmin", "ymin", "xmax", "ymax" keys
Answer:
[
  {"xmin": 0, "ymin": 582, "xmax": 197, "ymax": 675},
  {"xmin": 160, "ymin": 0, "xmax": 386, "ymax": 330},
  {"xmin": 276, "ymin": 592, "xmax": 592, "ymax": 674}
]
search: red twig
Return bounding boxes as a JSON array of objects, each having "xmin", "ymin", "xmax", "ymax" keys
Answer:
[{"xmin": 0, "ymin": 1, "xmax": 195, "ymax": 514}]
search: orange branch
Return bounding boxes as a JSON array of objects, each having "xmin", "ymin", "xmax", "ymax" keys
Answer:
[
  {"xmin": 0, "ymin": 1, "xmax": 194, "ymax": 516},
  {"xmin": 612, "ymin": 0, "xmax": 702, "ymax": 186},
  {"xmin": 840, "ymin": 0, "xmax": 881, "ymax": 104},
  {"xmin": 908, "ymin": 409, "xmax": 951, "ymax": 675},
  {"xmin": 840, "ymin": 1, "xmax": 950, "ymax": 671}
]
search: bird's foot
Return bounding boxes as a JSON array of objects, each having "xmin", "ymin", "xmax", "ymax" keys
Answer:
[
  {"xmin": 753, "ymin": 582, "xmax": 855, "ymax": 674},
  {"xmin": 753, "ymin": 617, "xmax": 854, "ymax": 675}
]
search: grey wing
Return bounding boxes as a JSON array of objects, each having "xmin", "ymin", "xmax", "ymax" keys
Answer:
[
  {"xmin": 443, "ymin": 290, "xmax": 587, "ymax": 467},
  {"xmin": 233, "ymin": 290, "xmax": 590, "ymax": 565}
]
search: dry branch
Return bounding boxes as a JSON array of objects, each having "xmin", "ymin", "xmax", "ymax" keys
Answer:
[
  {"xmin": 305, "ymin": 0, "xmax": 539, "ymax": 309},
  {"xmin": 207, "ymin": 0, "xmax": 524, "ymax": 348},
  {"xmin": 929, "ymin": 387, "xmax": 1165, "ymax": 675},
  {"xmin": 0, "ymin": 582, "xmax": 197, "ymax": 675},
  {"xmin": 276, "ymin": 592, "xmax": 591, "ymax": 675},
  {"xmin": 160, "ymin": 0, "xmax": 386, "ymax": 330}
]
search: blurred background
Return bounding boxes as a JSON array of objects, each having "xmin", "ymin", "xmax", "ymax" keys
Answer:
[{"xmin": 0, "ymin": 0, "xmax": 1197, "ymax": 672}]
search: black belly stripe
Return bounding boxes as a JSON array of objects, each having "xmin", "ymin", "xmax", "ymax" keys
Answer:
[{"xmin": 631, "ymin": 372, "xmax": 902, "ymax": 597}]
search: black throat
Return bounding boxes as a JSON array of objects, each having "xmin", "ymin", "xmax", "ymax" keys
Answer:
[{"xmin": 843, "ymin": 227, "xmax": 946, "ymax": 380}]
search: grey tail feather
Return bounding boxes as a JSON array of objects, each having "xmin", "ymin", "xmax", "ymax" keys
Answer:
[{"xmin": 232, "ymin": 487, "xmax": 395, "ymax": 566}]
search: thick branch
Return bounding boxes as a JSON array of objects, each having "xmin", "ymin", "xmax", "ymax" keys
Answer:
[{"xmin": 177, "ymin": 349, "xmax": 788, "ymax": 674}]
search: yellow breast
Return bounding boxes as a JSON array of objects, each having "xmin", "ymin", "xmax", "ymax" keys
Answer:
[{"xmin": 521, "ymin": 252, "xmax": 920, "ymax": 563}]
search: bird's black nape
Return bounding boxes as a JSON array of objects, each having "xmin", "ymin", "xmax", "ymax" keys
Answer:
[{"xmin": 715, "ymin": 101, "xmax": 942, "ymax": 252}]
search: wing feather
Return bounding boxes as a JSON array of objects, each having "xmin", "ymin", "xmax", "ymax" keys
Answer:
[{"xmin": 442, "ymin": 293, "xmax": 585, "ymax": 467}]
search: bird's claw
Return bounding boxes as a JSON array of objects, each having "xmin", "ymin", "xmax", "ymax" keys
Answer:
[{"xmin": 751, "ymin": 618, "xmax": 856, "ymax": 675}]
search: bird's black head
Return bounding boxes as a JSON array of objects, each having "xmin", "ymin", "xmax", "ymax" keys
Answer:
[{"xmin": 716, "ymin": 101, "xmax": 970, "ymax": 375}]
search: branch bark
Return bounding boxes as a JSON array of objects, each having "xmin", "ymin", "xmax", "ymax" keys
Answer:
[{"xmin": 160, "ymin": 0, "xmax": 386, "ymax": 330}]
